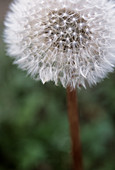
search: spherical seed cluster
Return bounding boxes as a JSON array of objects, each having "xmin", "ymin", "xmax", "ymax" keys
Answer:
[{"xmin": 4, "ymin": 0, "xmax": 115, "ymax": 88}]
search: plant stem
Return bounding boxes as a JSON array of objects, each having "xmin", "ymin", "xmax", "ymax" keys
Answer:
[{"xmin": 67, "ymin": 86, "xmax": 83, "ymax": 170}]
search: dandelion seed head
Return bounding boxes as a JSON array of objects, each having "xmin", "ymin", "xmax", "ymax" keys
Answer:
[{"xmin": 4, "ymin": 0, "xmax": 115, "ymax": 88}]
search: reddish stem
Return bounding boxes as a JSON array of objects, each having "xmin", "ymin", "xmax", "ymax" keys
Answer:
[{"xmin": 67, "ymin": 86, "xmax": 83, "ymax": 170}]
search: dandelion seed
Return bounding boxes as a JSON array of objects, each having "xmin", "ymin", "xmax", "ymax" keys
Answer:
[{"xmin": 4, "ymin": 0, "xmax": 115, "ymax": 88}]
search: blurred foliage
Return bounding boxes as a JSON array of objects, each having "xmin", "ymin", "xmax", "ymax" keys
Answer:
[{"xmin": 0, "ymin": 23, "xmax": 115, "ymax": 170}]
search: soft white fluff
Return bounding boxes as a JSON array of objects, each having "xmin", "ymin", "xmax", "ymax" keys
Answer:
[{"xmin": 4, "ymin": 0, "xmax": 115, "ymax": 88}]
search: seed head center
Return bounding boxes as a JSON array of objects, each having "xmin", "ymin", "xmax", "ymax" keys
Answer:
[{"xmin": 43, "ymin": 8, "xmax": 91, "ymax": 53}]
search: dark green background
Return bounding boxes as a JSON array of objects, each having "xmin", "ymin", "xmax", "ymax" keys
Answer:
[{"xmin": 0, "ymin": 1, "xmax": 115, "ymax": 169}]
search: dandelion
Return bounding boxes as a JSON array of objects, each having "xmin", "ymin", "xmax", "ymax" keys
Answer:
[
  {"xmin": 4, "ymin": 0, "xmax": 115, "ymax": 89},
  {"xmin": 4, "ymin": 1, "xmax": 115, "ymax": 170}
]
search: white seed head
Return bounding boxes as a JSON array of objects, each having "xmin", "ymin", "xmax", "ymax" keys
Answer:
[{"xmin": 4, "ymin": 0, "xmax": 115, "ymax": 89}]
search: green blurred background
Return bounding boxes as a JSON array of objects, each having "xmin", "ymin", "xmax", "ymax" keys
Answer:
[{"xmin": 0, "ymin": 1, "xmax": 115, "ymax": 170}]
